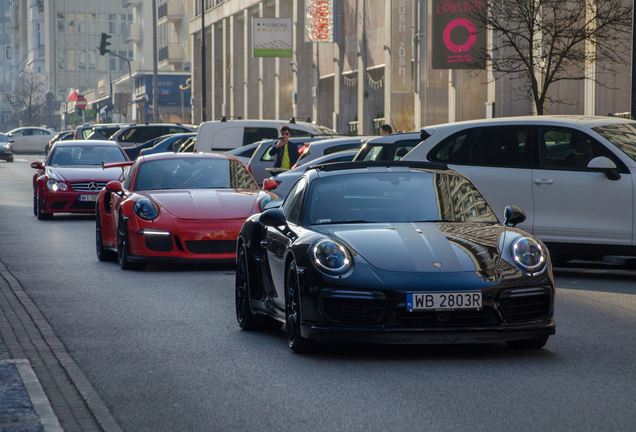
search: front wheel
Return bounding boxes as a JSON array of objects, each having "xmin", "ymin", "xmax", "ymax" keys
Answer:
[
  {"xmin": 506, "ymin": 335, "xmax": 549, "ymax": 350},
  {"xmin": 236, "ymin": 245, "xmax": 259, "ymax": 330},
  {"xmin": 36, "ymin": 191, "xmax": 52, "ymax": 220},
  {"xmin": 285, "ymin": 261, "xmax": 312, "ymax": 353},
  {"xmin": 96, "ymin": 204, "xmax": 116, "ymax": 261},
  {"xmin": 117, "ymin": 217, "xmax": 143, "ymax": 270}
]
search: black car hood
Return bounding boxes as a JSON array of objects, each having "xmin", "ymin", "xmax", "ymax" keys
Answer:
[{"xmin": 313, "ymin": 222, "xmax": 504, "ymax": 273}]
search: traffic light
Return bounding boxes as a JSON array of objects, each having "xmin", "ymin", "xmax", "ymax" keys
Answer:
[{"xmin": 99, "ymin": 33, "xmax": 112, "ymax": 56}]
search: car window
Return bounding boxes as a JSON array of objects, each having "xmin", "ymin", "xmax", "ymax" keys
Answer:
[
  {"xmin": 229, "ymin": 160, "xmax": 259, "ymax": 189},
  {"xmin": 238, "ymin": 146, "xmax": 257, "ymax": 158},
  {"xmin": 282, "ymin": 177, "xmax": 307, "ymax": 224},
  {"xmin": 429, "ymin": 129, "xmax": 479, "ymax": 164},
  {"xmin": 539, "ymin": 126, "xmax": 626, "ymax": 172},
  {"xmin": 470, "ymin": 126, "xmax": 532, "ymax": 168},
  {"xmin": 0, "ymin": 134, "xmax": 7, "ymax": 143},
  {"xmin": 290, "ymin": 128, "xmax": 313, "ymax": 137},
  {"xmin": 50, "ymin": 145, "xmax": 126, "ymax": 165},
  {"xmin": 122, "ymin": 161, "xmax": 137, "ymax": 190},
  {"xmin": 168, "ymin": 137, "xmax": 188, "ymax": 151},
  {"xmin": 259, "ymin": 142, "xmax": 277, "ymax": 162},
  {"xmin": 168, "ymin": 127, "xmax": 189, "ymax": 135},
  {"xmin": 243, "ymin": 127, "xmax": 279, "ymax": 146},
  {"xmin": 119, "ymin": 127, "xmax": 140, "ymax": 142},
  {"xmin": 323, "ymin": 143, "xmax": 363, "ymax": 156},
  {"xmin": 592, "ymin": 123, "xmax": 636, "ymax": 163}
]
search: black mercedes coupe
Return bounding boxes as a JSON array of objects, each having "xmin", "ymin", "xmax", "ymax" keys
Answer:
[{"xmin": 235, "ymin": 161, "xmax": 556, "ymax": 353}]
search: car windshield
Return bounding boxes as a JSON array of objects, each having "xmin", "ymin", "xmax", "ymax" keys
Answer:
[
  {"xmin": 0, "ymin": 134, "xmax": 7, "ymax": 143},
  {"xmin": 592, "ymin": 123, "xmax": 636, "ymax": 162},
  {"xmin": 49, "ymin": 146, "xmax": 127, "ymax": 166},
  {"xmin": 305, "ymin": 170, "xmax": 498, "ymax": 225},
  {"xmin": 134, "ymin": 157, "xmax": 258, "ymax": 191}
]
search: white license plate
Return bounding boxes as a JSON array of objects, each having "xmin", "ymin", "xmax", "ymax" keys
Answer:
[
  {"xmin": 78, "ymin": 194, "xmax": 98, "ymax": 202},
  {"xmin": 407, "ymin": 292, "xmax": 482, "ymax": 311}
]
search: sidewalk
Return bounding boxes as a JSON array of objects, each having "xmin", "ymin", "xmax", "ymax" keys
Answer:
[{"xmin": 0, "ymin": 260, "xmax": 122, "ymax": 432}]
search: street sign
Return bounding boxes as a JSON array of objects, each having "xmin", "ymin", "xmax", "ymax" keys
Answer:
[{"xmin": 76, "ymin": 97, "xmax": 87, "ymax": 110}]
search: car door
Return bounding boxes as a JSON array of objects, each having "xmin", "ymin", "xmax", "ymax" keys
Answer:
[
  {"xmin": 428, "ymin": 125, "xmax": 535, "ymax": 232},
  {"xmin": 265, "ymin": 177, "xmax": 306, "ymax": 308},
  {"xmin": 532, "ymin": 126, "xmax": 632, "ymax": 246}
]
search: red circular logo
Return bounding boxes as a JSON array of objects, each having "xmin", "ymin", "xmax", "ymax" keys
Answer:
[
  {"xmin": 443, "ymin": 18, "xmax": 477, "ymax": 53},
  {"xmin": 76, "ymin": 97, "xmax": 87, "ymax": 110}
]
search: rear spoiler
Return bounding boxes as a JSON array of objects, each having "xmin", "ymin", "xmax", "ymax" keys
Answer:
[{"xmin": 102, "ymin": 161, "xmax": 135, "ymax": 170}]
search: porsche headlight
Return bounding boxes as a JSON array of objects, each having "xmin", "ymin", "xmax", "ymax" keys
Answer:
[
  {"xmin": 3, "ymin": 143, "xmax": 10, "ymax": 149},
  {"xmin": 46, "ymin": 179, "xmax": 68, "ymax": 191},
  {"xmin": 312, "ymin": 239, "xmax": 352, "ymax": 275},
  {"xmin": 134, "ymin": 198, "xmax": 159, "ymax": 220},
  {"xmin": 511, "ymin": 237, "xmax": 546, "ymax": 273},
  {"xmin": 259, "ymin": 195, "xmax": 272, "ymax": 212}
]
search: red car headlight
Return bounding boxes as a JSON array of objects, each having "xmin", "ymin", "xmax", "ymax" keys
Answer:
[{"xmin": 46, "ymin": 179, "xmax": 68, "ymax": 191}]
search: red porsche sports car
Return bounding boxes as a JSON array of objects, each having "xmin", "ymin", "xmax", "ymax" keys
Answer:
[
  {"xmin": 31, "ymin": 140, "xmax": 129, "ymax": 220},
  {"xmin": 95, "ymin": 152, "xmax": 277, "ymax": 269}
]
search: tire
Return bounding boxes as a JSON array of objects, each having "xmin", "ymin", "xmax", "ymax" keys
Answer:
[
  {"xmin": 7, "ymin": 157, "xmax": 13, "ymax": 163},
  {"xmin": 236, "ymin": 245, "xmax": 260, "ymax": 330},
  {"xmin": 506, "ymin": 335, "xmax": 549, "ymax": 350},
  {"xmin": 96, "ymin": 204, "xmax": 116, "ymax": 262},
  {"xmin": 33, "ymin": 192, "xmax": 38, "ymax": 216},
  {"xmin": 36, "ymin": 191, "xmax": 53, "ymax": 220},
  {"xmin": 285, "ymin": 260, "xmax": 312, "ymax": 353},
  {"xmin": 117, "ymin": 217, "xmax": 143, "ymax": 270}
]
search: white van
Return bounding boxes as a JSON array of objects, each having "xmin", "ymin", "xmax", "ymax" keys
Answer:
[{"xmin": 194, "ymin": 119, "xmax": 337, "ymax": 152}]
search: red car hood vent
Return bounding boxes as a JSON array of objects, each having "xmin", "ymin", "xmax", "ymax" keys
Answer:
[{"xmin": 147, "ymin": 189, "xmax": 258, "ymax": 220}]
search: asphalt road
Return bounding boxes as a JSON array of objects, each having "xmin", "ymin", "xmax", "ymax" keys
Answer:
[{"xmin": 1, "ymin": 156, "xmax": 635, "ymax": 432}]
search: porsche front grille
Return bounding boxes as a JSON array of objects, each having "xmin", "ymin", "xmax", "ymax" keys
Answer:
[
  {"xmin": 322, "ymin": 290, "xmax": 386, "ymax": 324},
  {"xmin": 184, "ymin": 240, "xmax": 236, "ymax": 254},
  {"xmin": 71, "ymin": 182, "xmax": 108, "ymax": 191},
  {"xmin": 498, "ymin": 287, "xmax": 552, "ymax": 322},
  {"xmin": 387, "ymin": 307, "xmax": 501, "ymax": 327}
]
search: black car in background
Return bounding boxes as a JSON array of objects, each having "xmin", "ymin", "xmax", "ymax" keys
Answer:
[
  {"xmin": 235, "ymin": 161, "xmax": 556, "ymax": 353},
  {"xmin": 45, "ymin": 130, "xmax": 75, "ymax": 156},
  {"xmin": 0, "ymin": 133, "xmax": 13, "ymax": 162}
]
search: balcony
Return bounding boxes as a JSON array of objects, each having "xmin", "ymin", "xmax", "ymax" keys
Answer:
[
  {"xmin": 122, "ymin": 0, "xmax": 142, "ymax": 7},
  {"xmin": 123, "ymin": 23, "xmax": 142, "ymax": 44},
  {"xmin": 158, "ymin": 44, "xmax": 185, "ymax": 66},
  {"xmin": 158, "ymin": 1, "xmax": 185, "ymax": 25}
]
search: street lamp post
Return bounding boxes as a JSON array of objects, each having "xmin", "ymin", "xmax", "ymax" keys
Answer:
[
  {"xmin": 201, "ymin": 0, "xmax": 207, "ymax": 122},
  {"xmin": 152, "ymin": 0, "xmax": 159, "ymax": 122}
]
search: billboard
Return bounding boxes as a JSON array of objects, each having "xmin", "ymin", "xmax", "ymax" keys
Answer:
[
  {"xmin": 305, "ymin": 0, "xmax": 335, "ymax": 42},
  {"xmin": 138, "ymin": 74, "xmax": 192, "ymax": 106},
  {"xmin": 432, "ymin": 0, "xmax": 486, "ymax": 69},
  {"xmin": 391, "ymin": 0, "xmax": 413, "ymax": 93},
  {"xmin": 253, "ymin": 18, "xmax": 293, "ymax": 57}
]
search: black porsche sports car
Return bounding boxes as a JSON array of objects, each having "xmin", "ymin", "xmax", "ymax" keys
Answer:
[{"xmin": 235, "ymin": 161, "xmax": 556, "ymax": 353}]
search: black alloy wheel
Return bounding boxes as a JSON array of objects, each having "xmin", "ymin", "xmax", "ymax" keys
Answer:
[
  {"xmin": 285, "ymin": 261, "xmax": 312, "ymax": 353},
  {"xmin": 117, "ymin": 216, "xmax": 143, "ymax": 270},
  {"xmin": 236, "ymin": 245, "xmax": 259, "ymax": 330},
  {"xmin": 95, "ymin": 204, "xmax": 116, "ymax": 261},
  {"xmin": 36, "ymin": 191, "xmax": 52, "ymax": 220},
  {"xmin": 506, "ymin": 335, "xmax": 549, "ymax": 350}
]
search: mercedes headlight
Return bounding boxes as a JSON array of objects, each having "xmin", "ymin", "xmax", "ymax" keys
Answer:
[
  {"xmin": 46, "ymin": 179, "xmax": 68, "ymax": 191},
  {"xmin": 134, "ymin": 198, "xmax": 159, "ymax": 220},
  {"xmin": 511, "ymin": 237, "xmax": 546, "ymax": 273},
  {"xmin": 3, "ymin": 144, "xmax": 10, "ymax": 149},
  {"xmin": 312, "ymin": 239, "xmax": 352, "ymax": 275}
]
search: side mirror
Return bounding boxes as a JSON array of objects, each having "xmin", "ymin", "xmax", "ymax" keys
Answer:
[
  {"xmin": 105, "ymin": 180, "xmax": 123, "ymax": 193},
  {"xmin": 588, "ymin": 156, "xmax": 621, "ymax": 181},
  {"xmin": 30, "ymin": 161, "xmax": 44, "ymax": 170},
  {"xmin": 504, "ymin": 205, "xmax": 526, "ymax": 227},
  {"xmin": 259, "ymin": 208, "xmax": 287, "ymax": 228}
]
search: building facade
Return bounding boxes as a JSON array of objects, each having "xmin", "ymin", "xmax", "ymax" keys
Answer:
[{"xmin": 188, "ymin": 0, "xmax": 632, "ymax": 135}]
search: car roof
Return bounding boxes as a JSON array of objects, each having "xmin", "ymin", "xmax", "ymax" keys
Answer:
[
  {"xmin": 137, "ymin": 151, "xmax": 237, "ymax": 162},
  {"xmin": 363, "ymin": 132, "xmax": 422, "ymax": 144},
  {"xmin": 53, "ymin": 140, "xmax": 121, "ymax": 147},
  {"xmin": 307, "ymin": 160, "xmax": 450, "ymax": 177},
  {"xmin": 422, "ymin": 115, "xmax": 636, "ymax": 133},
  {"xmin": 304, "ymin": 136, "xmax": 373, "ymax": 147}
]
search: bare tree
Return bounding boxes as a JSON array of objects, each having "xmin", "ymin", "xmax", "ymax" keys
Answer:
[
  {"xmin": 1, "ymin": 70, "xmax": 48, "ymax": 126},
  {"xmin": 475, "ymin": 0, "xmax": 632, "ymax": 114}
]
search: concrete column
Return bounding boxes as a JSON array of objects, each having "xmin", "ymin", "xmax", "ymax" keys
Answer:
[
  {"xmin": 210, "ymin": 23, "xmax": 216, "ymax": 121},
  {"xmin": 259, "ymin": 2, "xmax": 264, "ymax": 119},
  {"xmin": 357, "ymin": 0, "xmax": 366, "ymax": 135},
  {"xmin": 230, "ymin": 15, "xmax": 235, "ymax": 119},
  {"xmin": 584, "ymin": 1, "xmax": 597, "ymax": 115},
  {"xmin": 222, "ymin": 17, "xmax": 228, "ymax": 117},
  {"xmin": 244, "ymin": 9, "xmax": 249, "ymax": 119},
  {"xmin": 292, "ymin": 0, "xmax": 298, "ymax": 118},
  {"xmin": 384, "ymin": 1, "xmax": 392, "ymax": 131},
  {"xmin": 275, "ymin": 0, "xmax": 281, "ymax": 120},
  {"xmin": 448, "ymin": 70, "xmax": 456, "ymax": 123},
  {"xmin": 486, "ymin": 25, "xmax": 495, "ymax": 118},
  {"xmin": 312, "ymin": 42, "xmax": 318, "ymax": 123}
]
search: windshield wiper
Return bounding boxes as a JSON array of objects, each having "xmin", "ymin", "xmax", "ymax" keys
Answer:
[{"xmin": 313, "ymin": 219, "xmax": 369, "ymax": 225}]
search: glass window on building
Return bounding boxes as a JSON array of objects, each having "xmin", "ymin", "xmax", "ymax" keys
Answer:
[
  {"xmin": 88, "ymin": 13, "xmax": 96, "ymax": 34},
  {"xmin": 119, "ymin": 14, "xmax": 126, "ymax": 33},
  {"xmin": 108, "ymin": 14, "xmax": 116, "ymax": 34},
  {"xmin": 57, "ymin": 12, "xmax": 65, "ymax": 33},
  {"xmin": 68, "ymin": 50, "xmax": 75, "ymax": 70},
  {"xmin": 109, "ymin": 55, "xmax": 116, "ymax": 71},
  {"xmin": 57, "ymin": 49, "xmax": 65, "ymax": 70},
  {"xmin": 88, "ymin": 50, "xmax": 96, "ymax": 70},
  {"xmin": 78, "ymin": 50, "xmax": 86, "ymax": 71},
  {"xmin": 98, "ymin": 13, "xmax": 106, "ymax": 33},
  {"xmin": 67, "ymin": 13, "xmax": 75, "ymax": 34},
  {"xmin": 77, "ymin": 13, "xmax": 85, "ymax": 34},
  {"xmin": 99, "ymin": 55, "xmax": 106, "ymax": 72},
  {"xmin": 119, "ymin": 51, "xmax": 126, "ymax": 71}
]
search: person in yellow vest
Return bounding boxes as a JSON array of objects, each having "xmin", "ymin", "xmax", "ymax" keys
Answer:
[{"xmin": 268, "ymin": 126, "xmax": 299, "ymax": 169}]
